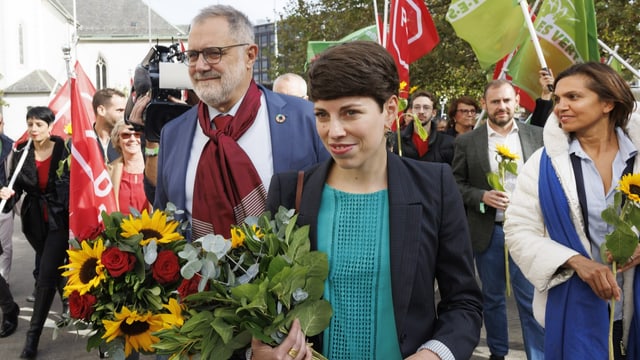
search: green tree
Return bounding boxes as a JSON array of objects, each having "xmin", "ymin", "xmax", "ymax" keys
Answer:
[{"xmin": 275, "ymin": 0, "xmax": 640, "ymax": 106}]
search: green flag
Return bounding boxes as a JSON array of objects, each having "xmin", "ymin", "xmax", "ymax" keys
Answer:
[
  {"xmin": 446, "ymin": 0, "xmax": 527, "ymax": 69},
  {"xmin": 306, "ymin": 25, "xmax": 379, "ymax": 63},
  {"xmin": 509, "ymin": 0, "xmax": 599, "ymax": 100}
]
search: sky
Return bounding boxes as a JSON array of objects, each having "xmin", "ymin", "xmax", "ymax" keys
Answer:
[{"xmin": 148, "ymin": 0, "xmax": 288, "ymax": 25}]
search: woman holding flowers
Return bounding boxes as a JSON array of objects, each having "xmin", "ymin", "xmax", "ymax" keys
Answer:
[
  {"xmin": 504, "ymin": 62, "xmax": 640, "ymax": 359},
  {"xmin": 262, "ymin": 41, "xmax": 483, "ymax": 360},
  {"xmin": 0, "ymin": 106, "xmax": 70, "ymax": 359}
]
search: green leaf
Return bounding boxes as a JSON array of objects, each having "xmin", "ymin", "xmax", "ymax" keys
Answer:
[
  {"xmin": 285, "ymin": 300, "xmax": 332, "ymax": 337},
  {"xmin": 605, "ymin": 226, "xmax": 639, "ymax": 263},
  {"xmin": 486, "ymin": 172, "xmax": 504, "ymax": 191},
  {"xmin": 211, "ymin": 317, "xmax": 234, "ymax": 344},
  {"xmin": 505, "ymin": 162, "xmax": 518, "ymax": 176},
  {"xmin": 412, "ymin": 115, "xmax": 428, "ymax": 141}
]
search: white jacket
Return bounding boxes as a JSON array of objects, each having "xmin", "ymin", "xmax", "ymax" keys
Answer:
[{"xmin": 504, "ymin": 111, "xmax": 640, "ymax": 344}]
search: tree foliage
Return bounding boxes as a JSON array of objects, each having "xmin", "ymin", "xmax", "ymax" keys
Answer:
[{"xmin": 274, "ymin": 0, "xmax": 640, "ymax": 106}]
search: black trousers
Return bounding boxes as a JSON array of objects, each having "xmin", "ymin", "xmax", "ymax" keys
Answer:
[
  {"xmin": 613, "ymin": 320, "xmax": 627, "ymax": 360},
  {"xmin": 35, "ymin": 228, "xmax": 68, "ymax": 289}
]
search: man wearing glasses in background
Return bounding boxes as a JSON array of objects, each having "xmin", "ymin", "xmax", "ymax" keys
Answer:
[
  {"xmin": 154, "ymin": 5, "xmax": 328, "ymax": 240},
  {"xmin": 391, "ymin": 90, "xmax": 455, "ymax": 165},
  {"xmin": 445, "ymin": 96, "xmax": 481, "ymax": 137}
]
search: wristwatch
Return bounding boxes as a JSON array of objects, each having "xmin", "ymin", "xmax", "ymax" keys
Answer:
[{"xmin": 144, "ymin": 146, "xmax": 159, "ymax": 157}]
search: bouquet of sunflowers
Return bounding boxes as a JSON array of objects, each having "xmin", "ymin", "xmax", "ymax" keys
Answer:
[
  {"xmin": 59, "ymin": 206, "xmax": 187, "ymax": 359},
  {"xmin": 153, "ymin": 206, "xmax": 332, "ymax": 360}
]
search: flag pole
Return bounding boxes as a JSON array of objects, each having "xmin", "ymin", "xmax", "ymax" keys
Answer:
[
  {"xmin": 518, "ymin": 0, "xmax": 552, "ymax": 91},
  {"xmin": 373, "ymin": 0, "xmax": 382, "ymax": 44},
  {"xmin": 382, "ymin": 0, "xmax": 389, "ymax": 47},
  {"xmin": 0, "ymin": 138, "xmax": 32, "ymax": 211},
  {"xmin": 598, "ymin": 39, "xmax": 640, "ymax": 79}
]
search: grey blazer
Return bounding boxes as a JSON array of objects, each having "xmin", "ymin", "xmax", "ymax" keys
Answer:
[{"xmin": 452, "ymin": 122, "xmax": 543, "ymax": 253}]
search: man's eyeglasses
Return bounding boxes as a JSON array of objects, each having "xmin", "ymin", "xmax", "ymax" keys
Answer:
[
  {"xmin": 182, "ymin": 44, "xmax": 249, "ymax": 66},
  {"xmin": 411, "ymin": 105, "xmax": 433, "ymax": 112},
  {"xmin": 456, "ymin": 109, "xmax": 477, "ymax": 115},
  {"xmin": 120, "ymin": 132, "xmax": 141, "ymax": 140}
]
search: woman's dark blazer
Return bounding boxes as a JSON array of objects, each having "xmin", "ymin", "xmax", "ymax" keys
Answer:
[
  {"xmin": 8, "ymin": 136, "xmax": 70, "ymax": 251},
  {"xmin": 266, "ymin": 151, "xmax": 482, "ymax": 359}
]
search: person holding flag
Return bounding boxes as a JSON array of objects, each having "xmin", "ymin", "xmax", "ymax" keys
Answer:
[{"xmin": 0, "ymin": 106, "xmax": 70, "ymax": 359}]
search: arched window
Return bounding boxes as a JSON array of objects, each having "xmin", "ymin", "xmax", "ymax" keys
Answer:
[{"xmin": 95, "ymin": 56, "xmax": 107, "ymax": 89}]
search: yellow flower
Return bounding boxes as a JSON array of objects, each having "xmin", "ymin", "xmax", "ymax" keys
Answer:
[
  {"xmin": 102, "ymin": 306, "xmax": 165, "ymax": 357},
  {"xmin": 60, "ymin": 238, "xmax": 107, "ymax": 296},
  {"xmin": 64, "ymin": 123, "xmax": 72, "ymax": 135},
  {"xmin": 121, "ymin": 209, "xmax": 183, "ymax": 246},
  {"xmin": 159, "ymin": 298, "xmax": 184, "ymax": 329},
  {"xmin": 495, "ymin": 144, "xmax": 520, "ymax": 161},
  {"xmin": 617, "ymin": 173, "xmax": 640, "ymax": 203},
  {"xmin": 409, "ymin": 85, "xmax": 419, "ymax": 95},
  {"xmin": 252, "ymin": 225, "xmax": 264, "ymax": 239},
  {"xmin": 231, "ymin": 227, "xmax": 246, "ymax": 249}
]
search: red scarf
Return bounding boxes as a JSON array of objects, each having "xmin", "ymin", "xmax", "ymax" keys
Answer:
[
  {"xmin": 412, "ymin": 131, "xmax": 429, "ymax": 157},
  {"xmin": 192, "ymin": 80, "xmax": 266, "ymax": 239}
]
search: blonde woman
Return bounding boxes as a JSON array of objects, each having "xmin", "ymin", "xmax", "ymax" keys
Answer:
[{"xmin": 108, "ymin": 121, "xmax": 150, "ymax": 215}]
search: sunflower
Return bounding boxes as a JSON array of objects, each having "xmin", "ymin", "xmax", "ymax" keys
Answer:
[
  {"xmin": 102, "ymin": 306, "xmax": 165, "ymax": 357},
  {"xmin": 495, "ymin": 144, "xmax": 520, "ymax": 161},
  {"xmin": 61, "ymin": 238, "xmax": 107, "ymax": 296},
  {"xmin": 618, "ymin": 173, "xmax": 640, "ymax": 203},
  {"xmin": 159, "ymin": 298, "xmax": 184, "ymax": 329},
  {"xmin": 121, "ymin": 209, "xmax": 183, "ymax": 246},
  {"xmin": 252, "ymin": 225, "xmax": 264, "ymax": 239},
  {"xmin": 231, "ymin": 227, "xmax": 246, "ymax": 249}
]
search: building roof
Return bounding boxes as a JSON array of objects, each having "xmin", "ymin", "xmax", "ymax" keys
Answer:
[
  {"xmin": 53, "ymin": 0, "xmax": 187, "ymax": 40},
  {"xmin": 4, "ymin": 70, "xmax": 58, "ymax": 94}
]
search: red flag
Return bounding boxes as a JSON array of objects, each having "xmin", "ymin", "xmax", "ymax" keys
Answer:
[
  {"xmin": 69, "ymin": 76, "xmax": 117, "ymax": 239},
  {"xmin": 386, "ymin": 0, "xmax": 439, "ymax": 86},
  {"xmin": 14, "ymin": 62, "xmax": 96, "ymax": 146}
]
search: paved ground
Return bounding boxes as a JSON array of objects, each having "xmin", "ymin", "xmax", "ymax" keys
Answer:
[{"xmin": 1, "ymin": 216, "xmax": 527, "ymax": 359}]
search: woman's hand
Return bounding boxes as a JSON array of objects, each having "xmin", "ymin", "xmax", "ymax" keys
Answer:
[
  {"xmin": 0, "ymin": 187, "xmax": 15, "ymax": 200},
  {"xmin": 406, "ymin": 348, "xmax": 441, "ymax": 359},
  {"xmin": 565, "ymin": 254, "xmax": 621, "ymax": 301},
  {"xmin": 251, "ymin": 319, "xmax": 312, "ymax": 360}
]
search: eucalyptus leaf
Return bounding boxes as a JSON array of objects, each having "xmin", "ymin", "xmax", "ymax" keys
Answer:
[
  {"xmin": 178, "ymin": 243, "xmax": 199, "ymax": 262},
  {"xmin": 144, "ymin": 239, "xmax": 158, "ymax": 265},
  {"xmin": 181, "ymin": 259, "xmax": 202, "ymax": 279}
]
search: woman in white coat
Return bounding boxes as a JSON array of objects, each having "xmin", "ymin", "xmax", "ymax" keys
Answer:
[{"xmin": 504, "ymin": 62, "xmax": 640, "ymax": 359}]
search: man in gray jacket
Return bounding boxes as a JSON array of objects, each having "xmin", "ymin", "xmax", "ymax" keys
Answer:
[{"xmin": 452, "ymin": 79, "xmax": 544, "ymax": 360}]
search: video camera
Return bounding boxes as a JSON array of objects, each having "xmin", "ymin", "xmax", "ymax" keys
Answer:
[{"xmin": 125, "ymin": 41, "xmax": 192, "ymax": 142}]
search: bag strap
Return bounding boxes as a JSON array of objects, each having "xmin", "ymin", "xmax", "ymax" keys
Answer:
[{"xmin": 295, "ymin": 170, "xmax": 304, "ymax": 212}]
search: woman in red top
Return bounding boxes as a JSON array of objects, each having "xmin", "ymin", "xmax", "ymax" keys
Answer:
[
  {"xmin": 108, "ymin": 121, "xmax": 150, "ymax": 215},
  {"xmin": 0, "ymin": 106, "xmax": 70, "ymax": 359}
]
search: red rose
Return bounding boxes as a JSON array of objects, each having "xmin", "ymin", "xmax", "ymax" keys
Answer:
[
  {"xmin": 152, "ymin": 250, "xmax": 180, "ymax": 284},
  {"xmin": 101, "ymin": 247, "xmax": 136, "ymax": 277},
  {"xmin": 68, "ymin": 291, "xmax": 97, "ymax": 320},
  {"xmin": 177, "ymin": 273, "xmax": 209, "ymax": 301},
  {"xmin": 78, "ymin": 224, "xmax": 104, "ymax": 242}
]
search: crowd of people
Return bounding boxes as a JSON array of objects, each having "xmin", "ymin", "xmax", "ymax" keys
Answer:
[{"xmin": 0, "ymin": 3, "xmax": 638, "ymax": 360}]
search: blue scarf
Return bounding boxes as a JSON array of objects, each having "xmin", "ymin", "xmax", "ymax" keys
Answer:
[{"xmin": 539, "ymin": 149, "xmax": 640, "ymax": 359}]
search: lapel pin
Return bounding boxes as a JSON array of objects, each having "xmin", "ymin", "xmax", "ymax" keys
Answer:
[{"xmin": 275, "ymin": 114, "xmax": 286, "ymax": 123}]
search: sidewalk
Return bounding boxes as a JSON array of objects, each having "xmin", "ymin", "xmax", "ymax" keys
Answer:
[{"xmin": 1, "ymin": 216, "xmax": 527, "ymax": 359}]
